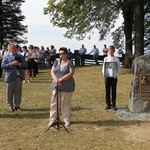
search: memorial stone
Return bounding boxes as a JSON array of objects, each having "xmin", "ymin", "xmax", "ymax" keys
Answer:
[{"xmin": 129, "ymin": 54, "xmax": 150, "ymax": 113}]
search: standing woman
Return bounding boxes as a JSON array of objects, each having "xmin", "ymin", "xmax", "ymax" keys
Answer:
[
  {"xmin": 48, "ymin": 47, "xmax": 75, "ymax": 127},
  {"xmin": 26, "ymin": 45, "xmax": 35, "ymax": 81}
]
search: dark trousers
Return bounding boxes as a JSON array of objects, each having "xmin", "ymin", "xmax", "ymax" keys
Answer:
[
  {"xmin": 93, "ymin": 54, "xmax": 98, "ymax": 64},
  {"xmin": 105, "ymin": 77, "xmax": 117, "ymax": 107},
  {"xmin": 33, "ymin": 61, "xmax": 38, "ymax": 77},
  {"xmin": 50, "ymin": 55, "xmax": 56, "ymax": 67},
  {"xmin": 80, "ymin": 54, "xmax": 85, "ymax": 66}
]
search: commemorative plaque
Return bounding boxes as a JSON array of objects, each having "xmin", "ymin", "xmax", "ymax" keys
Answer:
[{"xmin": 140, "ymin": 74, "xmax": 150, "ymax": 100}]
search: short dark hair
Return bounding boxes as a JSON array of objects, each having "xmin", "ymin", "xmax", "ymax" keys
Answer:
[
  {"xmin": 29, "ymin": 45, "xmax": 33, "ymax": 49},
  {"xmin": 22, "ymin": 46, "xmax": 27, "ymax": 49},
  {"xmin": 59, "ymin": 47, "xmax": 68, "ymax": 54}
]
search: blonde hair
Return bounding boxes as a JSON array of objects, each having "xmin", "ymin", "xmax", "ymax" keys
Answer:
[
  {"xmin": 8, "ymin": 43, "xmax": 16, "ymax": 51},
  {"xmin": 109, "ymin": 45, "xmax": 115, "ymax": 50}
]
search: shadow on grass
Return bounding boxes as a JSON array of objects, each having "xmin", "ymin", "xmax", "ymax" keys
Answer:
[
  {"xmin": 0, "ymin": 108, "xmax": 49, "ymax": 119},
  {"xmin": 0, "ymin": 113, "xmax": 49, "ymax": 119},
  {"xmin": 23, "ymin": 108, "xmax": 49, "ymax": 112},
  {"xmin": 71, "ymin": 119, "xmax": 150, "ymax": 127},
  {"xmin": 0, "ymin": 107, "xmax": 92, "ymax": 119},
  {"xmin": 71, "ymin": 107, "xmax": 92, "ymax": 111},
  {"xmin": 0, "ymin": 112, "xmax": 149, "ymax": 127},
  {"xmin": 29, "ymin": 80, "xmax": 51, "ymax": 83}
]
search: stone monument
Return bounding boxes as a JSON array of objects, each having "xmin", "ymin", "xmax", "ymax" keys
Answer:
[{"xmin": 129, "ymin": 54, "xmax": 150, "ymax": 113}]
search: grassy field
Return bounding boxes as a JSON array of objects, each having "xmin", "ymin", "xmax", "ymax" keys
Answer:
[{"xmin": 0, "ymin": 65, "xmax": 150, "ymax": 150}]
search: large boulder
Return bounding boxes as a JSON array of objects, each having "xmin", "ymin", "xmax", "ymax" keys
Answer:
[{"xmin": 129, "ymin": 54, "xmax": 150, "ymax": 113}]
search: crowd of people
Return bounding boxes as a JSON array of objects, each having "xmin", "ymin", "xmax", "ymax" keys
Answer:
[
  {"xmin": 78, "ymin": 44, "xmax": 108, "ymax": 66},
  {"xmin": 0, "ymin": 44, "xmax": 59, "ymax": 82},
  {"xmin": 0, "ymin": 43, "xmax": 108, "ymax": 78},
  {"xmin": 0, "ymin": 43, "xmax": 120, "ymax": 128}
]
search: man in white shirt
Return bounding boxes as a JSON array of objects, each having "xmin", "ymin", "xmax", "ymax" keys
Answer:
[
  {"xmin": 103, "ymin": 44, "xmax": 108, "ymax": 58},
  {"xmin": 102, "ymin": 45, "xmax": 120, "ymax": 111}
]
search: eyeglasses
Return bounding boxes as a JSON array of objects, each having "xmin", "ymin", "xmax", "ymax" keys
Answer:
[{"xmin": 59, "ymin": 52, "xmax": 66, "ymax": 55}]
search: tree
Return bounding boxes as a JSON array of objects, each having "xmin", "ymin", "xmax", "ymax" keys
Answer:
[
  {"xmin": 134, "ymin": 0, "xmax": 144, "ymax": 57},
  {"xmin": 120, "ymin": 0, "xmax": 134, "ymax": 68},
  {"xmin": 44, "ymin": 0, "xmax": 148, "ymax": 68},
  {"xmin": 44, "ymin": 0, "xmax": 120, "ymax": 40},
  {"xmin": 0, "ymin": 0, "xmax": 27, "ymax": 47},
  {"xmin": 112, "ymin": 0, "xmax": 149, "ymax": 62}
]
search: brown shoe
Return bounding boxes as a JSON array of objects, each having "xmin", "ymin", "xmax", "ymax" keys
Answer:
[{"xmin": 9, "ymin": 107, "xmax": 14, "ymax": 112}]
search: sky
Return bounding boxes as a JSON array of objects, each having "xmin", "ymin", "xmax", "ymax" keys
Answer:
[{"xmin": 21, "ymin": 0, "xmax": 123, "ymax": 54}]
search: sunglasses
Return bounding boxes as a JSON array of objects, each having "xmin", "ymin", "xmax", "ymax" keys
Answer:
[{"xmin": 59, "ymin": 52, "xmax": 66, "ymax": 55}]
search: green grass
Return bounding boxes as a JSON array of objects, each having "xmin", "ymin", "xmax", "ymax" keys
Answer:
[{"xmin": 0, "ymin": 65, "xmax": 150, "ymax": 150}]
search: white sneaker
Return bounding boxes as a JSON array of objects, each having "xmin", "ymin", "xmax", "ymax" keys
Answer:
[
  {"xmin": 65, "ymin": 122, "xmax": 70, "ymax": 127},
  {"xmin": 23, "ymin": 80, "xmax": 25, "ymax": 83}
]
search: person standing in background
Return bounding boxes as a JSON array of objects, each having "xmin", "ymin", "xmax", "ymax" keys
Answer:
[
  {"xmin": 39, "ymin": 46, "xmax": 45, "ymax": 69},
  {"xmin": 79, "ymin": 44, "xmax": 87, "ymax": 66},
  {"xmin": 33, "ymin": 46, "xmax": 39, "ymax": 77},
  {"xmin": 50, "ymin": 45, "xmax": 56, "ymax": 67},
  {"xmin": 67, "ymin": 48, "xmax": 73, "ymax": 60},
  {"xmin": 103, "ymin": 44, "xmax": 108, "ymax": 58},
  {"xmin": 21, "ymin": 46, "xmax": 28, "ymax": 83},
  {"xmin": 27, "ymin": 45, "xmax": 35, "ymax": 80},
  {"xmin": 1, "ymin": 43, "xmax": 28, "ymax": 112},
  {"xmin": 89, "ymin": 45, "xmax": 99, "ymax": 65},
  {"xmin": 0, "ymin": 44, "xmax": 8, "ymax": 78}
]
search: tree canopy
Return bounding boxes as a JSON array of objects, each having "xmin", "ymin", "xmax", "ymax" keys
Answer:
[
  {"xmin": 44, "ymin": 0, "xmax": 120, "ymax": 40},
  {"xmin": 44, "ymin": 0, "xmax": 150, "ymax": 55}
]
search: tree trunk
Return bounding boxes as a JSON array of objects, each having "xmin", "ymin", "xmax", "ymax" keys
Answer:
[
  {"xmin": 134, "ymin": 0, "xmax": 144, "ymax": 57},
  {"xmin": 123, "ymin": 6, "xmax": 133, "ymax": 68}
]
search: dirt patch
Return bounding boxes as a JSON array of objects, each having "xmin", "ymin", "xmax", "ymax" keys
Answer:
[{"xmin": 120, "ymin": 125, "xmax": 150, "ymax": 142}]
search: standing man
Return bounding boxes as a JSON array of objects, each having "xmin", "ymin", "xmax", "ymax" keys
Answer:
[
  {"xmin": 103, "ymin": 44, "xmax": 108, "ymax": 58},
  {"xmin": 67, "ymin": 48, "xmax": 73, "ymax": 60},
  {"xmin": 102, "ymin": 45, "xmax": 120, "ymax": 111},
  {"xmin": 79, "ymin": 44, "xmax": 87, "ymax": 66},
  {"xmin": 1, "ymin": 43, "xmax": 28, "ymax": 112},
  {"xmin": 89, "ymin": 45, "xmax": 99, "ymax": 65}
]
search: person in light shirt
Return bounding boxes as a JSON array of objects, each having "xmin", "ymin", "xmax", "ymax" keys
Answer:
[
  {"xmin": 102, "ymin": 45, "xmax": 120, "ymax": 111},
  {"xmin": 78, "ymin": 44, "xmax": 87, "ymax": 66},
  {"xmin": 89, "ymin": 45, "xmax": 99, "ymax": 65},
  {"xmin": 102, "ymin": 44, "xmax": 108, "ymax": 58}
]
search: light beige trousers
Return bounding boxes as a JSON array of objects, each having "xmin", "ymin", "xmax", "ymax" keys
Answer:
[{"xmin": 49, "ymin": 90, "xmax": 73, "ymax": 123}]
